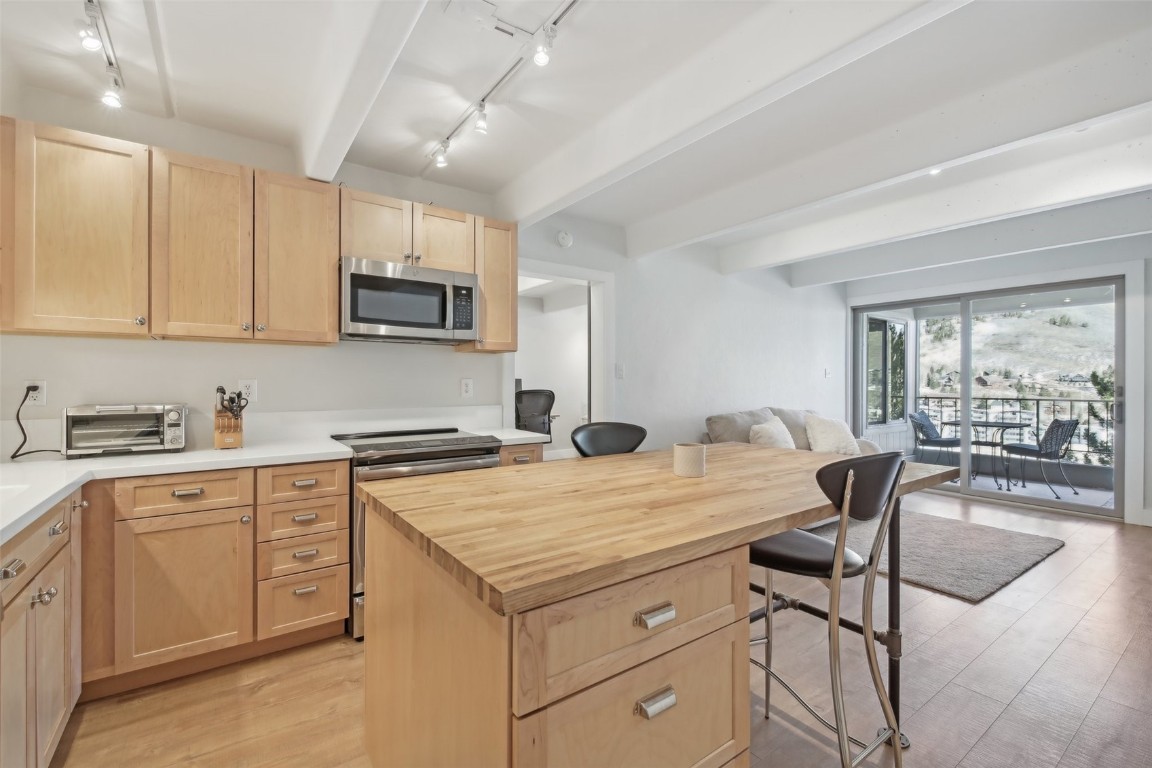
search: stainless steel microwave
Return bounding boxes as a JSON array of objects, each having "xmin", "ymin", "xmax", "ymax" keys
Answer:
[
  {"xmin": 63, "ymin": 404, "xmax": 187, "ymax": 458},
  {"xmin": 340, "ymin": 257, "xmax": 478, "ymax": 344}
]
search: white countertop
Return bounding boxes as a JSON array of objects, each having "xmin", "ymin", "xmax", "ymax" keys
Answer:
[{"xmin": 0, "ymin": 423, "xmax": 548, "ymax": 546}]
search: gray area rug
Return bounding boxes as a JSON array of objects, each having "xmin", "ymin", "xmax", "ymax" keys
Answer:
[{"xmin": 808, "ymin": 510, "xmax": 1064, "ymax": 602}]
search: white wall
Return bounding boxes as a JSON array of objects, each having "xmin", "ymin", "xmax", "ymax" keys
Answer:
[
  {"xmin": 516, "ymin": 288, "xmax": 589, "ymax": 453},
  {"xmin": 520, "ymin": 214, "xmax": 850, "ymax": 451}
]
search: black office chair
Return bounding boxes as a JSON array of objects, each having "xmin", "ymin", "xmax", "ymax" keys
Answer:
[
  {"xmin": 908, "ymin": 410, "xmax": 960, "ymax": 465},
  {"xmin": 749, "ymin": 452, "xmax": 906, "ymax": 768},
  {"xmin": 1003, "ymin": 418, "xmax": 1080, "ymax": 499},
  {"xmin": 515, "ymin": 389, "xmax": 556, "ymax": 435},
  {"xmin": 570, "ymin": 422, "xmax": 646, "ymax": 457}
]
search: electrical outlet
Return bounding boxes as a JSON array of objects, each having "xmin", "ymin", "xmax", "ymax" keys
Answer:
[
  {"xmin": 23, "ymin": 380, "xmax": 46, "ymax": 406},
  {"xmin": 461, "ymin": 378, "xmax": 474, "ymax": 399},
  {"xmin": 238, "ymin": 379, "xmax": 258, "ymax": 403}
]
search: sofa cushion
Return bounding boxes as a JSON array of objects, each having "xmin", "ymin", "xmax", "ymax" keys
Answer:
[
  {"xmin": 805, "ymin": 414, "xmax": 862, "ymax": 456},
  {"xmin": 768, "ymin": 407, "xmax": 816, "ymax": 451},
  {"xmin": 749, "ymin": 417, "xmax": 797, "ymax": 449},
  {"xmin": 705, "ymin": 407, "xmax": 776, "ymax": 444}
]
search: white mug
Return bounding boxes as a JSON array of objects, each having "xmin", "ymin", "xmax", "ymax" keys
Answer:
[{"xmin": 673, "ymin": 443, "xmax": 707, "ymax": 477}]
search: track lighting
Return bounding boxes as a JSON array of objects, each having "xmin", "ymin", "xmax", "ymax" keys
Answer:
[
  {"xmin": 79, "ymin": 26, "xmax": 102, "ymax": 51},
  {"xmin": 433, "ymin": 141, "xmax": 449, "ymax": 168},
  {"xmin": 101, "ymin": 79, "xmax": 122, "ymax": 108},
  {"xmin": 474, "ymin": 102, "xmax": 488, "ymax": 134},
  {"xmin": 533, "ymin": 24, "xmax": 556, "ymax": 67}
]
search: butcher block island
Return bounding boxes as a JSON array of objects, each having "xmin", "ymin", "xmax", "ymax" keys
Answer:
[{"xmin": 358, "ymin": 443, "xmax": 958, "ymax": 768}]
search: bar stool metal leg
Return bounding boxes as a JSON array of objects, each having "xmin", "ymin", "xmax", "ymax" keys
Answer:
[{"xmin": 764, "ymin": 568, "xmax": 773, "ymax": 720}]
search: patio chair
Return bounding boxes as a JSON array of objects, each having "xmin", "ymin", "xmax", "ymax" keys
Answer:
[
  {"xmin": 908, "ymin": 410, "xmax": 960, "ymax": 465},
  {"xmin": 1003, "ymin": 418, "xmax": 1080, "ymax": 500}
]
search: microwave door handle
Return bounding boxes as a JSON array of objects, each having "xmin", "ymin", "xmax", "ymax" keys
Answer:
[{"xmin": 445, "ymin": 288, "xmax": 455, "ymax": 331}]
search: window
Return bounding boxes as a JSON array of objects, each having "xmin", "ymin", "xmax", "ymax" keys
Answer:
[{"xmin": 866, "ymin": 317, "xmax": 906, "ymax": 425}]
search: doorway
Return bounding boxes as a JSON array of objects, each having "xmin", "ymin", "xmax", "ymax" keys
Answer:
[{"xmin": 854, "ymin": 278, "xmax": 1123, "ymax": 518}]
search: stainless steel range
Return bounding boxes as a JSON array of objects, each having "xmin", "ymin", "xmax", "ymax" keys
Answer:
[{"xmin": 331, "ymin": 427, "xmax": 502, "ymax": 639}]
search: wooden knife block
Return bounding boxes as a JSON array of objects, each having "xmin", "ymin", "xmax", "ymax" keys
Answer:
[{"xmin": 214, "ymin": 408, "xmax": 244, "ymax": 449}]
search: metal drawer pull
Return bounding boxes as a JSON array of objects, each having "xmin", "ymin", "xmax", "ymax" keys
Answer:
[
  {"xmin": 49, "ymin": 520, "xmax": 69, "ymax": 536},
  {"xmin": 1, "ymin": 559, "xmax": 27, "ymax": 579},
  {"xmin": 292, "ymin": 478, "xmax": 318, "ymax": 488},
  {"xmin": 293, "ymin": 585, "xmax": 319, "ymax": 596},
  {"xmin": 635, "ymin": 686, "xmax": 677, "ymax": 720},
  {"xmin": 292, "ymin": 548, "xmax": 320, "ymax": 559},
  {"xmin": 171, "ymin": 487, "xmax": 205, "ymax": 498},
  {"xmin": 292, "ymin": 513, "xmax": 319, "ymax": 523},
  {"xmin": 32, "ymin": 587, "xmax": 58, "ymax": 606},
  {"xmin": 514, "ymin": 455, "xmax": 532, "ymax": 463},
  {"xmin": 634, "ymin": 601, "xmax": 677, "ymax": 630}
]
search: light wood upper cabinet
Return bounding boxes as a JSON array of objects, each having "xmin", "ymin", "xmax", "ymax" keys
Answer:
[
  {"xmin": 151, "ymin": 150, "xmax": 254, "ymax": 340},
  {"xmin": 414, "ymin": 204, "xmax": 475, "ymax": 272},
  {"xmin": 339, "ymin": 190, "xmax": 476, "ymax": 272},
  {"xmin": 340, "ymin": 188, "xmax": 412, "ymax": 264},
  {"xmin": 459, "ymin": 217, "xmax": 517, "ymax": 353},
  {"xmin": 6, "ymin": 121, "xmax": 149, "ymax": 335},
  {"xmin": 114, "ymin": 506, "xmax": 255, "ymax": 672},
  {"xmin": 255, "ymin": 171, "xmax": 340, "ymax": 343}
]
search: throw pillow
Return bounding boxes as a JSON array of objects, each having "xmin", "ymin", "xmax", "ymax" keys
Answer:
[
  {"xmin": 749, "ymin": 417, "xmax": 796, "ymax": 449},
  {"xmin": 805, "ymin": 414, "xmax": 862, "ymax": 456}
]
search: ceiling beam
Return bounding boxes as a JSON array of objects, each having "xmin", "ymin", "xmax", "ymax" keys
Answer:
[
  {"xmin": 787, "ymin": 189, "xmax": 1152, "ymax": 288},
  {"xmin": 298, "ymin": 0, "xmax": 427, "ymax": 181}
]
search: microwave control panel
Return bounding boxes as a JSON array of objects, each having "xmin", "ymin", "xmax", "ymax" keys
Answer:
[{"xmin": 453, "ymin": 286, "xmax": 474, "ymax": 330}]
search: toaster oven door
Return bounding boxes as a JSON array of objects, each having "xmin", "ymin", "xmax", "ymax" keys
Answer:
[{"xmin": 65, "ymin": 405, "xmax": 168, "ymax": 455}]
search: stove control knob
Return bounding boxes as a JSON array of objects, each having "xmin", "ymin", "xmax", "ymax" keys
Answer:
[{"xmin": 168, "ymin": 411, "xmax": 181, "ymax": 421}]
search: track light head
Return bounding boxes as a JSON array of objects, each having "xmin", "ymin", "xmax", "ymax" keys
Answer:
[
  {"xmin": 474, "ymin": 102, "xmax": 488, "ymax": 134},
  {"xmin": 533, "ymin": 24, "xmax": 556, "ymax": 67},
  {"xmin": 101, "ymin": 78, "xmax": 122, "ymax": 108},
  {"xmin": 79, "ymin": 26, "xmax": 103, "ymax": 51},
  {"xmin": 433, "ymin": 140, "xmax": 450, "ymax": 168}
]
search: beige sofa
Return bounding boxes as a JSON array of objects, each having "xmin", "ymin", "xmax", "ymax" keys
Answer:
[{"xmin": 704, "ymin": 406, "xmax": 881, "ymax": 455}]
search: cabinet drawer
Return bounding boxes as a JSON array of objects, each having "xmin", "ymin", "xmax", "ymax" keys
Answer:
[
  {"xmin": 256, "ymin": 461, "xmax": 348, "ymax": 505},
  {"xmin": 500, "ymin": 444, "xmax": 543, "ymax": 466},
  {"xmin": 257, "ymin": 529, "xmax": 348, "ymax": 580},
  {"xmin": 114, "ymin": 469, "xmax": 254, "ymax": 519},
  {"xmin": 1, "ymin": 496, "xmax": 71, "ymax": 606},
  {"xmin": 256, "ymin": 565, "xmax": 348, "ymax": 640},
  {"xmin": 256, "ymin": 496, "xmax": 348, "ymax": 542},
  {"xmin": 513, "ymin": 623, "xmax": 749, "ymax": 768},
  {"xmin": 513, "ymin": 549, "xmax": 747, "ymax": 714}
]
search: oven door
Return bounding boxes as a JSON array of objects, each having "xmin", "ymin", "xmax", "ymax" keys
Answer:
[
  {"xmin": 341, "ymin": 257, "xmax": 477, "ymax": 343},
  {"xmin": 64, "ymin": 405, "xmax": 169, "ymax": 456}
]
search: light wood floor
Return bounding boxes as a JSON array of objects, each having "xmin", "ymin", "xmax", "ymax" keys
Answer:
[{"xmin": 52, "ymin": 492, "xmax": 1151, "ymax": 768}]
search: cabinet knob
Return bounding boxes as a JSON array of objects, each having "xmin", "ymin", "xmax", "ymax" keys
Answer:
[
  {"xmin": 135, "ymin": 316, "xmax": 146, "ymax": 326},
  {"xmin": 256, "ymin": 324, "xmax": 266, "ymax": 332},
  {"xmin": 403, "ymin": 252, "xmax": 412, "ymax": 262},
  {"xmin": 242, "ymin": 322, "xmax": 252, "ymax": 331},
  {"xmin": 32, "ymin": 587, "xmax": 58, "ymax": 606},
  {"xmin": 413, "ymin": 253, "xmax": 422, "ymax": 264},
  {"xmin": 72, "ymin": 499, "xmax": 89, "ymax": 511},
  {"xmin": 240, "ymin": 514, "xmax": 252, "ymax": 525}
]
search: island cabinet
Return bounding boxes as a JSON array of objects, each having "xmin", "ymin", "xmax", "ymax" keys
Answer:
[
  {"xmin": 2, "ymin": 121, "xmax": 149, "ymax": 336},
  {"xmin": 457, "ymin": 216, "xmax": 517, "ymax": 352},
  {"xmin": 340, "ymin": 187, "xmax": 476, "ymax": 272},
  {"xmin": 364, "ymin": 513, "xmax": 750, "ymax": 768},
  {"xmin": 0, "ymin": 490, "xmax": 83, "ymax": 768}
]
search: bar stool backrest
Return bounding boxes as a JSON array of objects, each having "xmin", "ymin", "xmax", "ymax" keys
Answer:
[
  {"xmin": 570, "ymin": 422, "xmax": 647, "ymax": 457},
  {"xmin": 815, "ymin": 451, "xmax": 905, "ymax": 522}
]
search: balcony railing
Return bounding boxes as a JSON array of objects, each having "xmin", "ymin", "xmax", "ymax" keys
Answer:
[{"xmin": 916, "ymin": 395, "xmax": 1115, "ymax": 466}]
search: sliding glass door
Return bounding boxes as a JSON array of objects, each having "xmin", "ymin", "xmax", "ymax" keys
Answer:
[{"xmin": 855, "ymin": 278, "xmax": 1122, "ymax": 518}]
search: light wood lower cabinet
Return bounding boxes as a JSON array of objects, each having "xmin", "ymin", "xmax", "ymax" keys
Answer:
[
  {"xmin": 500, "ymin": 443, "xmax": 544, "ymax": 467},
  {"xmin": 113, "ymin": 506, "xmax": 254, "ymax": 671},
  {"xmin": 0, "ymin": 491, "xmax": 81, "ymax": 768}
]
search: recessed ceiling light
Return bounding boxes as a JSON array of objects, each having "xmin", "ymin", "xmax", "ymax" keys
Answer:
[
  {"xmin": 928, "ymin": 168, "xmax": 943, "ymax": 176},
  {"xmin": 1063, "ymin": 297, "xmax": 1072, "ymax": 303},
  {"xmin": 433, "ymin": 140, "xmax": 449, "ymax": 168},
  {"xmin": 1019, "ymin": 303, "xmax": 1027, "ymax": 308},
  {"xmin": 79, "ymin": 27, "xmax": 102, "ymax": 51},
  {"xmin": 101, "ymin": 84, "xmax": 122, "ymax": 108},
  {"xmin": 533, "ymin": 25, "xmax": 555, "ymax": 67},
  {"xmin": 474, "ymin": 102, "xmax": 488, "ymax": 135}
]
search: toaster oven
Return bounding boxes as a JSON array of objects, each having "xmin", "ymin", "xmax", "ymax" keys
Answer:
[{"xmin": 62, "ymin": 404, "xmax": 187, "ymax": 458}]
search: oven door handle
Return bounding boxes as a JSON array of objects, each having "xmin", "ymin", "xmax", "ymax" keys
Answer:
[{"xmin": 355, "ymin": 455, "xmax": 500, "ymax": 481}]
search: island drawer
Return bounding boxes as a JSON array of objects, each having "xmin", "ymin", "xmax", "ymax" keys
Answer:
[
  {"xmin": 257, "ymin": 529, "xmax": 349, "ymax": 580},
  {"xmin": 114, "ymin": 469, "xmax": 254, "ymax": 519},
  {"xmin": 256, "ymin": 564, "xmax": 349, "ymax": 640},
  {"xmin": 1, "ymin": 495, "xmax": 72, "ymax": 605},
  {"xmin": 500, "ymin": 444, "xmax": 543, "ymax": 466},
  {"xmin": 512, "ymin": 549, "xmax": 747, "ymax": 715},
  {"xmin": 256, "ymin": 496, "xmax": 349, "ymax": 542},
  {"xmin": 512, "ymin": 622, "xmax": 749, "ymax": 768},
  {"xmin": 256, "ymin": 461, "xmax": 348, "ymax": 505}
]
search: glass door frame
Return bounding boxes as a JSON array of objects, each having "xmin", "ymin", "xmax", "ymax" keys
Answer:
[{"xmin": 852, "ymin": 275, "xmax": 1125, "ymax": 517}]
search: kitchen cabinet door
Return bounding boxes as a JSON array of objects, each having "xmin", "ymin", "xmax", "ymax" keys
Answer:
[
  {"xmin": 114, "ymin": 507, "xmax": 254, "ymax": 672},
  {"xmin": 254, "ymin": 171, "xmax": 339, "ymax": 343},
  {"xmin": 7, "ymin": 121, "xmax": 149, "ymax": 335},
  {"xmin": 31, "ymin": 547, "xmax": 70, "ymax": 768},
  {"xmin": 1, "ymin": 577, "xmax": 33, "ymax": 768},
  {"xmin": 340, "ymin": 188, "xmax": 412, "ymax": 264},
  {"xmin": 458, "ymin": 217, "xmax": 517, "ymax": 353},
  {"xmin": 1, "ymin": 117, "xmax": 14, "ymax": 330},
  {"xmin": 413, "ymin": 204, "xmax": 475, "ymax": 272},
  {"xmin": 151, "ymin": 150, "xmax": 254, "ymax": 339}
]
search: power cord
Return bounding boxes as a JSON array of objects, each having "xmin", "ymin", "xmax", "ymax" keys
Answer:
[{"xmin": 10, "ymin": 385, "xmax": 61, "ymax": 460}]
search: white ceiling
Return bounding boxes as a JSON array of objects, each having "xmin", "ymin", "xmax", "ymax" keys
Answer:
[{"xmin": 2, "ymin": 0, "xmax": 1150, "ymax": 280}]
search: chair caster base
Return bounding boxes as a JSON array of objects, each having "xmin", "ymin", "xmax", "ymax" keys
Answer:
[{"xmin": 879, "ymin": 728, "xmax": 911, "ymax": 749}]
